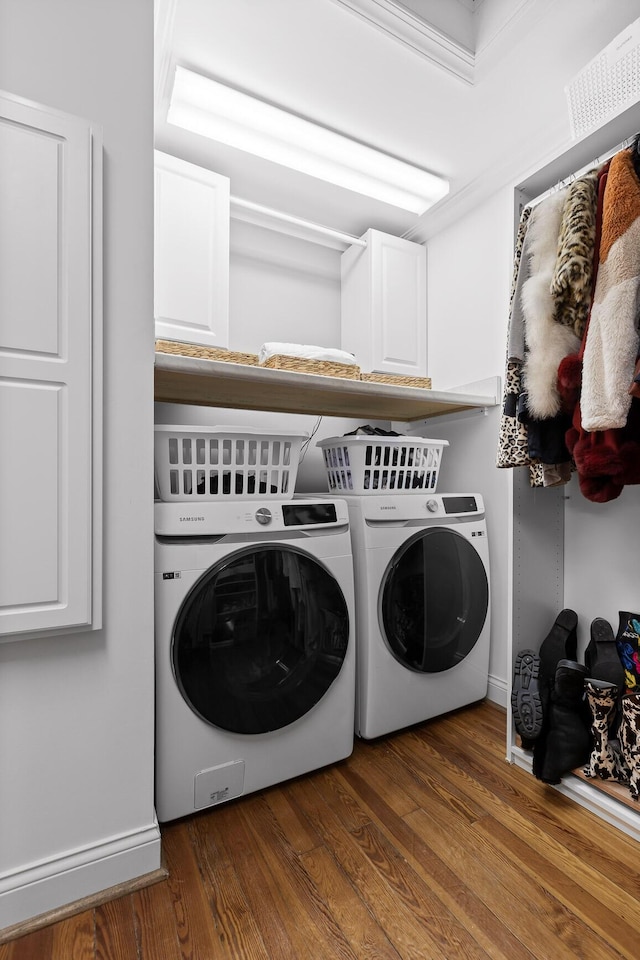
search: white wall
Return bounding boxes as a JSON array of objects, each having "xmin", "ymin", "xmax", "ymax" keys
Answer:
[
  {"xmin": 0, "ymin": 0, "xmax": 158, "ymax": 929},
  {"xmin": 229, "ymin": 220, "xmax": 342, "ymax": 354}
]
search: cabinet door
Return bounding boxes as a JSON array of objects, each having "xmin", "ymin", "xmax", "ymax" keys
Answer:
[
  {"xmin": 341, "ymin": 229, "xmax": 427, "ymax": 376},
  {"xmin": 0, "ymin": 92, "xmax": 101, "ymax": 638},
  {"xmin": 154, "ymin": 151, "xmax": 230, "ymax": 348}
]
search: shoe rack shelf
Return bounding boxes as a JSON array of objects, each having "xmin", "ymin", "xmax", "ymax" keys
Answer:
[
  {"xmin": 507, "ymin": 101, "xmax": 640, "ymax": 842},
  {"xmin": 511, "ymin": 746, "xmax": 640, "ymax": 839}
]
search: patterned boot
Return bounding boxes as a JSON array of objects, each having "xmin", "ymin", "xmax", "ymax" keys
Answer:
[
  {"xmin": 619, "ymin": 693, "xmax": 640, "ymax": 801},
  {"xmin": 615, "ymin": 611, "xmax": 640, "ymax": 693},
  {"xmin": 583, "ymin": 680, "xmax": 627, "ymax": 782}
]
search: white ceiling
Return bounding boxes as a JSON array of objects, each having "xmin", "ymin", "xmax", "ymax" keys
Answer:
[{"xmin": 154, "ymin": 0, "xmax": 640, "ymax": 241}]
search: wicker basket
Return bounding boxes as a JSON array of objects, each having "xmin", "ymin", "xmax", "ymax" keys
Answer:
[
  {"xmin": 155, "ymin": 340, "xmax": 259, "ymax": 365},
  {"xmin": 360, "ymin": 372, "xmax": 432, "ymax": 389},
  {"xmin": 262, "ymin": 354, "xmax": 360, "ymax": 379}
]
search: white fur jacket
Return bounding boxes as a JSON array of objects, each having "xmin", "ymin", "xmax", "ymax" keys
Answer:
[
  {"xmin": 581, "ymin": 149, "xmax": 640, "ymax": 431},
  {"xmin": 521, "ymin": 189, "xmax": 581, "ymax": 420}
]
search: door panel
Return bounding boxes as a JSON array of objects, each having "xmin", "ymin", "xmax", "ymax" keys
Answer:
[
  {"xmin": 172, "ymin": 545, "xmax": 349, "ymax": 734},
  {"xmin": 381, "ymin": 528, "xmax": 488, "ymax": 673}
]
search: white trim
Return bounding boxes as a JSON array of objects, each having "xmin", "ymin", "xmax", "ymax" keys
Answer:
[
  {"xmin": 230, "ymin": 196, "xmax": 367, "ymax": 249},
  {"xmin": 486, "ymin": 673, "xmax": 508, "ymax": 709},
  {"xmin": 329, "ymin": 0, "xmax": 475, "ymax": 84},
  {"xmin": 0, "ymin": 823, "xmax": 161, "ymax": 930}
]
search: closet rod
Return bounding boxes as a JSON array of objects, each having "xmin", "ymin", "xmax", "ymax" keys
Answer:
[
  {"xmin": 230, "ymin": 195, "xmax": 368, "ymax": 247},
  {"xmin": 527, "ymin": 133, "xmax": 637, "ymax": 208}
]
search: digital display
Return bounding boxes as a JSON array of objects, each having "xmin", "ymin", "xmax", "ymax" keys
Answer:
[
  {"xmin": 443, "ymin": 496, "xmax": 478, "ymax": 515},
  {"xmin": 282, "ymin": 503, "xmax": 338, "ymax": 526}
]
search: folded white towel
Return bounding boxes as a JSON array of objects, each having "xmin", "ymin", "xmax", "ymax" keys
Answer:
[{"xmin": 258, "ymin": 342, "xmax": 357, "ymax": 366}]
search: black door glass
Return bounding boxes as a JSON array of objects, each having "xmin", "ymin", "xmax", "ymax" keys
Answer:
[
  {"xmin": 381, "ymin": 528, "xmax": 488, "ymax": 674},
  {"xmin": 172, "ymin": 545, "xmax": 349, "ymax": 734}
]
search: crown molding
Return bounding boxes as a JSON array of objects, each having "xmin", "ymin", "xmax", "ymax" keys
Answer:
[{"xmin": 329, "ymin": 0, "xmax": 475, "ymax": 84}]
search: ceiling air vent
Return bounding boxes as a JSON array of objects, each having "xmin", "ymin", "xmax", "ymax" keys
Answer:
[{"xmin": 566, "ymin": 17, "xmax": 640, "ymax": 139}]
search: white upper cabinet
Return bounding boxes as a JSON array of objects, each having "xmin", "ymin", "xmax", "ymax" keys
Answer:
[
  {"xmin": 154, "ymin": 151, "xmax": 230, "ymax": 349},
  {"xmin": 340, "ymin": 229, "xmax": 427, "ymax": 377},
  {"xmin": 0, "ymin": 92, "xmax": 102, "ymax": 639}
]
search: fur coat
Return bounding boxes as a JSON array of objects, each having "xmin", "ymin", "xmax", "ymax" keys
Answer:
[
  {"xmin": 521, "ymin": 189, "xmax": 582, "ymax": 420},
  {"xmin": 581, "ymin": 149, "xmax": 640, "ymax": 431}
]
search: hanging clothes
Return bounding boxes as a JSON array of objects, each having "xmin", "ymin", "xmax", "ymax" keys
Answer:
[
  {"xmin": 562, "ymin": 158, "xmax": 640, "ymax": 502},
  {"xmin": 520, "ymin": 187, "xmax": 579, "ymax": 421},
  {"xmin": 550, "ymin": 170, "xmax": 599, "ymax": 341},
  {"xmin": 496, "ymin": 205, "xmax": 534, "ymax": 471},
  {"xmin": 580, "ymin": 148, "xmax": 640, "ymax": 431}
]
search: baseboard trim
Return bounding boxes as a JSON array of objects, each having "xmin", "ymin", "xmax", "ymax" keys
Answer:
[
  {"xmin": 0, "ymin": 822, "xmax": 162, "ymax": 935},
  {"xmin": 487, "ymin": 673, "xmax": 508, "ymax": 709}
]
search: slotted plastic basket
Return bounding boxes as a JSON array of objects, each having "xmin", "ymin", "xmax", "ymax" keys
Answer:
[
  {"xmin": 155, "ymin": 425, "xmax": 308, "ymax": 501},
  {"xmin": 318, "ymin": 435, "xmax": 448, "ymax": 495}
]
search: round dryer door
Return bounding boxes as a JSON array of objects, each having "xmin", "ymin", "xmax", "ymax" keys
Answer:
[
  {"xmin": 380, "ymin": 527, "xmax": 488, "ymax": 673},
  {"xmin": 172, "ymin": 545, "xmax": 350, "ymax": 734}
]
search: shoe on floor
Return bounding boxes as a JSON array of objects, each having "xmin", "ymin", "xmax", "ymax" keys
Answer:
[
  {"xmin": 584, "ymin": 618, "xmax": 625, "ymax": 687},
  {"xmin": 539, "ymin": 609, "xmax": 578, "ymax": 688},
  {"xmin": 511, "ymin": 649, "xmax": 543, "ymax": 745}
]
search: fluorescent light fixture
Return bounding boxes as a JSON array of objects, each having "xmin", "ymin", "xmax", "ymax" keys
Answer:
[{"xmin": 167, "ymin": 65, "xmax": 449, "ymax": 214}]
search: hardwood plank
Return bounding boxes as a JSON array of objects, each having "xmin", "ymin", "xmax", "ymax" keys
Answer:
[
  {"xmin": 132, "ymin": 879, "xmax": 181, "ymax": 960},
  {"xmin": 189, "ymin": 812, "xmax": 272, "ymax": 960},
  {"xmin": 51, "ymin": 911, "xmax": 95, "ymax": 959},
  {"xmin": 419, "ymin": 718, "xmax": 640, "ymax": 911},
  {"xmin": 475, "ymin": 814, "xmax": 640, "ymax": 960},
  {"xmin": 0, "ymin": 925, "xmax": 54, "ymax": 960},
  {"xmin": 325, "ymin": 766, "xmax": 537, "ymax": 960},
  {"xmin": 95, "ymin": 895, "xmax": 138, "ymax": 960},
  {"xmin": 288, "ymin": 775, "xmax": 499, "ymax": 960},
  {"xmin": 298, "ymin": 845, "xmax": 403, "ymax": 960},
  {"xmin": 237, "ymin": 793, "xmax": 360, "ymax": 960},
  {"xmin": 262, "ymin": 784, "xmax": 324, "ymax": 854},
  {"xmin": 405, "ymin": 804, "xmax": 613, "ymax": 960},
  {"xmin": 195, "ymin": 798, "xmax": 304, "ymax": 960},
  {"xmin": 161, "ymin": 821, "xmax": 230, "ymax": 960}
]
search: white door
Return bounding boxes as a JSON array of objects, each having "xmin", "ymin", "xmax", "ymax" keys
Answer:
[{"xmin": 0, "ymin": 92, "xmax": 101, "ymax": 638}]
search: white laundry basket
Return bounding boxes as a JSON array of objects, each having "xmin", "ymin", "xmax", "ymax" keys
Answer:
[
  {"xmin": 155, "ymin": 425, "xmax": 308, "ymax": 501},
  {"xmin": 318, "ymin": 435, "xmax": 448, "ymax": 495}
]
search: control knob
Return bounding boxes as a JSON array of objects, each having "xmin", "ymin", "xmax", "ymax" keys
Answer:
[
  {"xmin": 255, "ymin": 507, "xmax": 272, "ymax": 525},
  {"xmin": 425, "ymin": 499, "xmax": 439, "ymax": 514}
]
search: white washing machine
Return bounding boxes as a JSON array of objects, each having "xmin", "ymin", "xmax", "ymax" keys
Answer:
[
  {"xmin": 343, "ymin": 492, "xmax": 491, "ymax": 739},
  {"xmin": 154, "ymin": 497, "xmax": 355, "ymax": 823}
]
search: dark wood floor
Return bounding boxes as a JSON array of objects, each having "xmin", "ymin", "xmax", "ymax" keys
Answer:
[{"xmin": 2, "ymin": 700, "xmax": 639, "ymax": 959}]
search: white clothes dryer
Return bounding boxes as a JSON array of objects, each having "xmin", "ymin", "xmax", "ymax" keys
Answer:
[
  {"xmin": 154, "ymin": 497, "xmax": 355, "ymax": 823},
  {"xmin": 343, "ymin": 492, "xmax": 490, "ymax": 739}
]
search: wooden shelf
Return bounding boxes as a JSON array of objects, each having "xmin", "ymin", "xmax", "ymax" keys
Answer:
[{"xmin": 154, "ymin": 353, "xmax": 498, "ymax": 421}]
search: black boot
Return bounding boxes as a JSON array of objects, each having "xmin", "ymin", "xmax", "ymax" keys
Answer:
[
  {"xmin": 538, "ymin": 608, "xmax": 578, "ymax": 689},
  {"xmin": 584, "ymin": 618, "xmax": 625, "ymax": 687},
  {"xmin": 534, "ymin": 660, "xmax": 592, "ymax": 785},
  {"xmin": 511, "ymin": 649, "xmax": 543, "ymax": 746},
  {"xmin": 525, "ymin": 609, "xmax": 578, "ymax": 760}
]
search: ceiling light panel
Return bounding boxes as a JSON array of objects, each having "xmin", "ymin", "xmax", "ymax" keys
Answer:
[{"xmin": 167, "ymin": 66, "xmax": 449, "ymax": 214}]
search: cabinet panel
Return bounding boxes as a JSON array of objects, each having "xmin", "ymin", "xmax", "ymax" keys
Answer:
[
  {"xmin": 0, "ymin": 92, "xmax": 100, "ymax": 638},
  {"xmin": 154, "ymin": 151, "xmax": 230, "ymax": 348},
  {"xmin": 341, "ymin": 229, "xmax": 427, "ymax": 376}
]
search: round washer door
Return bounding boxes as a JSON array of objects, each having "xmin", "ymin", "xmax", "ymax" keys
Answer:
[
  {"xmin": 380, "ymin": 527, "xmax": 488, "ymax": 674},
  {"xmin": 172, "ymin": 544, "xmax": 350, "ymax": 734}
]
